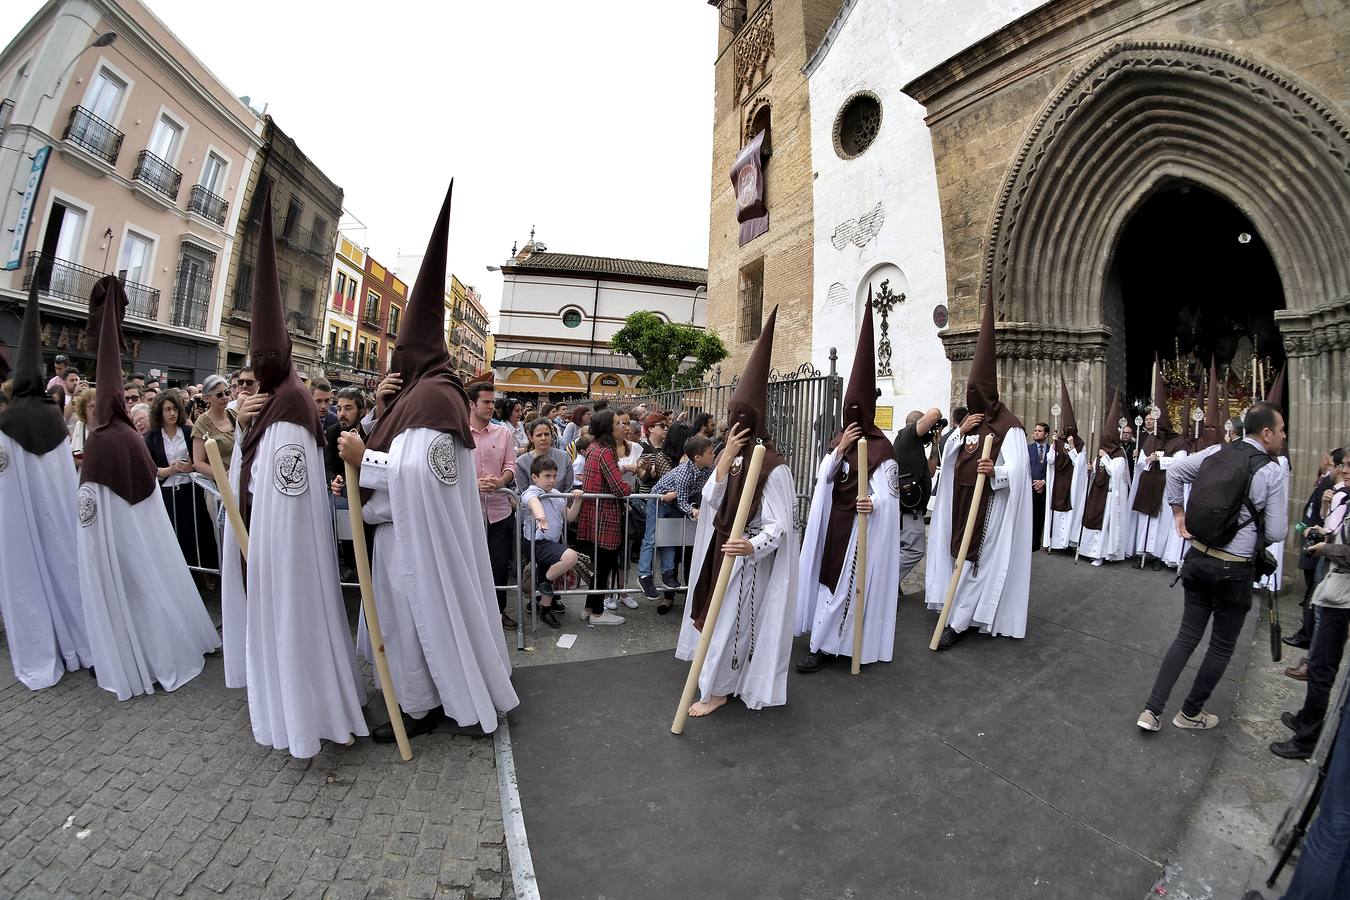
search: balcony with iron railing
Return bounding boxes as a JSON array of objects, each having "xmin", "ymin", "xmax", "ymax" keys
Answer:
[
  {"xmin": 23, "ymin": 251, "xmax": 159, "ymax": 319},
  {"xmin": 306, "ymin": 231, "xmax": 330, "ymax": 260},
  {"xmin": 62, "ymin": 105, "xmax": 124, "ymax": 165},
  {"xmin": 0, "ymin": 99, "xmax": 13, "ymax": 132},
  {"xmin": 361, "ymin": 304, "xmax": 381, "ymax": 328},
  {"xmin": 325, "ymin": 347, "xmax": 357, "ymax": 369},
  {"xmin": 286, "ymin": 308, "xmax": 318, "ymax": 339},
  {"xmin": 132, "ymin": 150, "xmax": 182, "ymax": 201},
  {"xmin": 188, "ymin": 184, "xmax": 229, "ymax": 226},
  {"xmin": 170, "ymin": 284, "xmax": 209, "ymax": 331},
  {"xmin": 231, "ymin": 282, "xmax": 252, "ymax": 319}
]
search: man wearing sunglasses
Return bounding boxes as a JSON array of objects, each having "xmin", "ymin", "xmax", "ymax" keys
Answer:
[{"xmin": 226, "ymin": 367, "xmax": 258, "ymax": 412}]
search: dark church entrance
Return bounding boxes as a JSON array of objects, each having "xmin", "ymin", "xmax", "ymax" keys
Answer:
[{"xmin": 1109, "ymin": 181, "xmax": 1285, "ymax": 426}]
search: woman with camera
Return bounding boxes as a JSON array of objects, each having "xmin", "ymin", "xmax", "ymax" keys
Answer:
[{"xmin": 145, "ymin": 390, "xmax": 218, "ymax": 571}]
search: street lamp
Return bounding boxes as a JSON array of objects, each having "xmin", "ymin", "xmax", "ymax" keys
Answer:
[{"xmin": 690, "ymin": 284, "xmax": 706, "ymax": 325}]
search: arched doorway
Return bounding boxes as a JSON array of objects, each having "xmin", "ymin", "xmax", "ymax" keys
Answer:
[
  {"xmin": 1108, "ymin": 181, "xmax": 1285, "ymax": 421},
  {"xmin": 964, "ymin": 40, "xmax": 1350, "ymax": 509}
]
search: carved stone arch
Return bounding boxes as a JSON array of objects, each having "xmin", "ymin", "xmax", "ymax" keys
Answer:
[
  {"xmin": 983, "ymin": 40, "xmax": 1350, "ymax": 329},
  {"xmin": 744, "ymin": 96, "xmax": 772, "ymax": 148}
]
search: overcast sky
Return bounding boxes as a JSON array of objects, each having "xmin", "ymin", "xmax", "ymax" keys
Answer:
[{"xmin": 0, "ymin": 0, "xmax": 717, "ymax": 322}]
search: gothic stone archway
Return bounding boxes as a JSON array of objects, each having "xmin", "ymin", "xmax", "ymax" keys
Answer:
[{"xmin": 911, "ymin": 33, "xmax": 1350, "ymax": 540}]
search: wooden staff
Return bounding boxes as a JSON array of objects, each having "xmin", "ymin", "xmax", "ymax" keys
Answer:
[
  {"xmin": 851, "ymin": 438, "xmax": 869, "ymax": 676},
  {"xmin": 672, "ymin": 443, "xmax": 767, "ymax": 735},
  {"xmin": 206, "ymin": 439, "xmax": 248, "ymax": 559},
  {"xmin": 344, "ymin": 461, "xmax": 412, "ymax": 762},
  {"xmin": 930, "ymin": 434, "xmax": 994, "ymax": 650}
]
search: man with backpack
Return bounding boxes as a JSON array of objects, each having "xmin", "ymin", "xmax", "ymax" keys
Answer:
[{"xmin": 1137, "ymin": 402, "xmax": 1288, "ymax": 732}]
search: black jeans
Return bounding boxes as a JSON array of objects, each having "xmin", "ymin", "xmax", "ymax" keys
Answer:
[
  {"xmin": 485, "ymin": 515, "xmax": 515, "ymax": 614},
  {"xmin": 1146, "ymin": 553, "xmax": 1254, "ymax": 717},
  {"xmin": 580, "ymin": 541, "xmax": 620, "ymax": 616},
  {"xmin": 1290, "ymin": 605, "xmax": 1350, "ymax": 750}
]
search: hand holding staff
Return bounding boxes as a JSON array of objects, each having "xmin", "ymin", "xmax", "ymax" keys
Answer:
[
  {"xmin": 344, "ymin": 460, "xmax": 413, "ymax": 762},
  {"xmin": 930, "ymin": 434, "xmax": 994, "ymax": 650},
  {"xmin": 851, "ymin": 438, "xmax": 869, "ymax": 676},
  {"xmin": 672, "ymin": 442, "xmax": 767, "ymax": 735},
  {"xmin": 206, "ymin": 438, "xmax": 248, "ymax": 559}
]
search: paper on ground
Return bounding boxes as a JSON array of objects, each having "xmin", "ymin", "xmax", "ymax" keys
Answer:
[{"xmin": 556, "ymin": 633, "xmax": 577, "ymax": 649}]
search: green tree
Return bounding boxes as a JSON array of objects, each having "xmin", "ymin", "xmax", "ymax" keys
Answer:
[{"xmin": 609, "ymin": 311, "xmax": 729, "ymax": 390}]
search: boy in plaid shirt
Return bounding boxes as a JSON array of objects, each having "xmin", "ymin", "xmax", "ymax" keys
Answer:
[{"xmin": 652, "ymin": 435, "xmax": 715, "ymax": 612}]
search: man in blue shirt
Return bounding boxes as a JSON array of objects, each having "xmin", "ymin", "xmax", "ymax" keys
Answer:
[{"xmin": 1028, "ymin": 422, "xmax": 1050, "ymax": 550}]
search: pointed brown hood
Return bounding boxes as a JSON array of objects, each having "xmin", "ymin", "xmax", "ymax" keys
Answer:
[
  {"xmin": 948, "ymin": 287, "xmax": 1023, "ymax": 564},
  {"xmin": 364, "ymin": 182, "xmax": 474, "ymax": 469},
  {"xmin": 1267, "ymin": 363, "xmax": 1286, "ymax": 409},
  {"xmin": 690, "ymin": 305, "xmax": 786, "ymax": 629},
  {"xmin": 79, "ymin": 276, "xmax": 156, "ymax": 503},
  {"xmin": 819, "ymin": 294, "xmax": 890, "ymax": 591},
  {"xmin": 1194, "ymin": 356, "xmax": 1223, "ymax": 451},
  {"xmin": 1050, "ymin": 375, "xmax": 1081, "ymax": 512},
  {"xmin": 0, "ymin": 278, "xmax": 69, "ymax": 455},
  {"xmin": 237, "ymin": 184, "xmax": 324, "ymax": 521},
  {"xmin": 1058, "ymin": 375, "xmax": 1081, "ymax": 448},
  {"xmin": 1098, "ymin": 389, "xmax": 1124, "ymax": 457}
]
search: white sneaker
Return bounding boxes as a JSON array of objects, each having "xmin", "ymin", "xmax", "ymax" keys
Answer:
[
  {"xmin": 588, "ymin": 612, "xmax": 625, "ymax": 626},
  {"xmin": 1091, "ymin": 558, "xmax": 1104, "ymax": 567},
  {"xmin": 1173, "ymin": 710, "xmax": 1219, "ymax": 730},
  {"xmin": 604, "ymin": 597, "xmax": 618, "ymax": 610},
  {"xmin": 1136, "ymin": 710, "xmax": 1161, "ymax": 732},
  {"xmin": 620, "ymin": 595, "xmax": 639, "ymax": 609}
]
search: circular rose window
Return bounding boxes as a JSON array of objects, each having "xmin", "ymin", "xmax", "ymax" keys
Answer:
[
  {"xmin": 834, "ymin": 92, "xmax": 882, "ymax": 159},
  {"xmin": 562, "ymin": 309, "xmax": 582, "ymax": 328}
]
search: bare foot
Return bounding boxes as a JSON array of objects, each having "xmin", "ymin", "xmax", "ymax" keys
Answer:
[{"xmin": 688, "ymin": 695, "xmax": 728, "ymax": 717}]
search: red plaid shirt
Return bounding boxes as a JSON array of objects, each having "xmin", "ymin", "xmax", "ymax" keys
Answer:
[{"xmin": 577, "ymin": 442, "xmax": 632, "ymax": 550}]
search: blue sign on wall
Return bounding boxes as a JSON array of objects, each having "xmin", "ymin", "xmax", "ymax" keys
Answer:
[{"xmin": 5, "ymin": 145, "xmax": 52, "ymax": 271}]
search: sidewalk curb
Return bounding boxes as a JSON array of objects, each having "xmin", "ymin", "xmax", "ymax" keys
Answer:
[{"xmin": 495, "ymin": 711, "xmax": 539, "ymax": 900}]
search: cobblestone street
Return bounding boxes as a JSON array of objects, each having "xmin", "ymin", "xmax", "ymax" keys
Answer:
[{"xmin": 0, "ymin": 598, "xmax": 513, "ymax": 900}]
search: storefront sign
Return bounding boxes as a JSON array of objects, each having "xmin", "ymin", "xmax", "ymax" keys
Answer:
[{"xmin": 6, "ymin": 145, "xmax": 51, "ymax": 270}]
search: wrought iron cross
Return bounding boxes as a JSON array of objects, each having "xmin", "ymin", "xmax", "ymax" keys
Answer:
[{"xmin": 871, "ymin": 279, "xmax": 905, "ymax": 377}]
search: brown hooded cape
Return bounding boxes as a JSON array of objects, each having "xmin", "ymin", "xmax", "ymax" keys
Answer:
[
  {"xmin": 1132, "ymin": 358, "xmax": 1182, "ymax": 514},
  {"xmin": 1050, "ymin": 376, "xmax": 1081, "ymax": 514},
  {"xmin": 1192, "ymin": 358, "xmax": 1223, "ymax": 452},
  {"xmin": 236, "ymin": 185, "xmax": 325, "ymax": 523},
  {"xmin": 949, "ymin": 289, "xmax": 1023, "ymax": 562},
  {"xmin": 689, "ymin": 306, "xmax": 786, "ymax": 631},
  {"xmin": 362, "ymin": 181, "xmax": 473, "ymax": 492},
  {"xmin": 79, "ymin": 276, "xmax": 157, "ymax": 504},
  {"xmin": 1081, "ymin": 390, "xmax": 1124, "ymax": 530},
  {"xmin": 0, "ymin": 277, "xmax": 69, "ymax": 456},
  {"xmin": 819, "ymin": 293, "xmax": 891, "ymax": 592}
]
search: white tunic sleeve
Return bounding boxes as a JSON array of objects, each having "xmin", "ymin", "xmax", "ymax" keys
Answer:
[{"xmin": 360, "ymin": 449, "xmax": 392, "ymax": 490}]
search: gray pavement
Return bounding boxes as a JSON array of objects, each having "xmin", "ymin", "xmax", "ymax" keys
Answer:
[{"xmin": 0, "ymin": 591, "xmax": 513, "ymax": 900}]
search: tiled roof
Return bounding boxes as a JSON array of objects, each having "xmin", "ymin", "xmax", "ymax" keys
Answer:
[{"xmin": 507, "ymin": 252, "xmax": 707, "ymax": 286}]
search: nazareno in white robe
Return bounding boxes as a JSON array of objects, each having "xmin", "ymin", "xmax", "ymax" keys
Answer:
[
  {"xmin": 244, "ymin": 421, "xmax": 367, "ymax": 758},
  {"xmin": 1042, "ymin": 442, "xmax": 1086, "ymax": 551},
  {"xmin": 795, "ymin": 454, "xmax": 900, "ymax": 665},
  {"xmin": 1126, "ymin": 449, "xmax": 1178, "ymax": 557},
  {"xmin": 677, "ymin": 463, "xmax": 799, "ymax": 709},
  {"xmin": 925, "ymin": 427, "xmax": 1032, "ymax": 638},
  {"xmin": 76, "ymin": 481, "xmax": 220, "ymax": 701},
  {"xmin": 0, "ymin": 434, "xmax": 91, "ymax": 689},
  {"xmin": 1152, "ymin": 451, "xmax": 1191, "ymax": 568},
  {"xmin": 218, "ymin": 438, "xmax": 246, "ymax": 689},
  {"xmin": 355, "ymin": 426, "xmax": 518, "ymax": 730},
  {"xmin": 1077, "ymin": 455, "xmax": 1131, "ymax": 562}
]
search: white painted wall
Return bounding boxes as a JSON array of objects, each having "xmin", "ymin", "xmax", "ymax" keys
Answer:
[
  {"xmin": 496, "ymin": 271, "xmax": 707, "ymax": 358},
  {"xmin": 807, "ymin": 0, "xmax": 1049, "ymax": 431}
]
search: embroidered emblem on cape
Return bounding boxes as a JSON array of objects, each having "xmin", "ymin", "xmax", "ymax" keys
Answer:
[
  {"xmin": 888, "ymin": 466, "xmax": 901, "ymax": 498},
  {"xmin": 78, "ymin": 484, "xmax": 97, "ymax": 527},
  {"xmin": 0, "ymin": 445, "xmax": 8, "ymax": 475},
  {"xmin": 272, "ymin": 443, "xmax": 308, "ymax": 496},
  {"xmin": 729, "ymin": 456, "xmax": 744, "ymax": 477},
  {"xmin": 427, "ymin": 433, "xmax": 459, "ymax": 485},
  {"xmin": 963, "ymin": 434, "xmax": 980, "ymax": 452}
]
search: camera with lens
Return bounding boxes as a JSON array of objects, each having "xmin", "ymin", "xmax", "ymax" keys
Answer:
[
  {"xmin": 933, "ymin": 417, "xmax": 949, "ymax": 433},
  {"xmin": 1302, "ymin": 527, "xmax": 1324, "ymax": 554}
]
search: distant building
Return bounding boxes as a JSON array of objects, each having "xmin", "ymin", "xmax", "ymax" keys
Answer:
[
  {"xmin": 492, "ymin": 241, "xmax": 707, "ymax": 402},
  {"xmin": 321, "ymin": 232, "xmax": 373, "ymax": 387},
  {"xmin": 220, "ymin": 116, "xmax": 342, "ymax": 379},
  {"xmin": 357, "ymin": 252, "xmax": 405, "ymax": 376},
  {"xmin": 449, "ymin": 273, "xmax": 489, "ymax": 382},
  {"xmin": 0, "ymin": 0, "xmax": 264, "ymax": 384}
]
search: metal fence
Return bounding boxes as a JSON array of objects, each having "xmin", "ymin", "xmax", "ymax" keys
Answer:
[{"xmin": 611, "ymin": 348, "xmax": 844, "ymax": 501}]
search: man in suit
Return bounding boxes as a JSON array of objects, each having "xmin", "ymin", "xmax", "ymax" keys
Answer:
[{"xmin": 1028, "ymin": 422, "xmax": 1050, "ymax": 550}]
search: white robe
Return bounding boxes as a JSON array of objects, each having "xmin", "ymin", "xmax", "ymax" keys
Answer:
[
  {"xmin": 1152, "ymin": 452, "xmax": 1191, "ymax": 567},
  {"xmin": 244, "ymin": 421, "xmax": 367, "ymax": 758},
  {"xmin": 77, "ymin": 483, "xmax": 220, "ymax": 701},
  {"xmin": 677, "ymin": 464, "xmax": 798, "ymax": 709},
  {"xmin": 1077, "ymin": 455, "xmax": 1131, "ymax": 562},
  {"xmin": 356, "ymin": 427, "xmax": 518, "ymax": 730},
  {"xmin": 1041, "ymin": 442, "xmax": 1086, "ymax": 551},
  {"xmin": 0, "ymin": 434, "xmax": 91, "ymax": 689},
  {"xmin": 219, "ymin": 438, "xmax": 246, "ymax": 688},
  {"xmin": 925, "ymin": 427, "xmax": 1032, "ymax": 638},
  {"xmin": 794, "ymin": 454, "xmax": 900, "ymax": 665},
  {"xmin": 1126, "ymin": 450, "xmax": 1177, "ymax": 557}
]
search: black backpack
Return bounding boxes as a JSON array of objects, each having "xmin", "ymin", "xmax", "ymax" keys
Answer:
[{"xmin": 1185, "ymin": 440, "xmax": 1273, "ymax": 548}]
